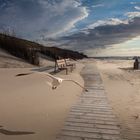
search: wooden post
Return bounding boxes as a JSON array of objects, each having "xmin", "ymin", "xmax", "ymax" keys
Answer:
[{"xmin": 134, "ymin": 58, "xmax": 138, "ymax": 70}]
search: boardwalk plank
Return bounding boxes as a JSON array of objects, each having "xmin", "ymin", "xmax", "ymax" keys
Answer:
[
  {"xmin": 65, "ymin": 122, "xmax": 120, "ymax": 130},
  {"xmin": 57, "ymin": 63, "xmax": 121, "ymax": 140},
  {"xmin": 63, "ymin": 126, "xmax": 120, "ymax": 135}
]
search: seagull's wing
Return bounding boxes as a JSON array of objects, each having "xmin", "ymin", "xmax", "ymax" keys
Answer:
[
  {"xmin": 63, "ymin": 79, "xmax": 88, "ymax": 92},
  {"xmin": 45, "ymin": 81, "xmax": 52, "ymax": 87},
  {"xmin": 41, "ymin": 72, "xmax": 63, "ymax": 89},
  {"xmin": 16, "ymin": 71, "xmax": 64, "ymax": 90},
  {"xmin": 38, "ymin": 72, "xmax": 57, "ymax": 80},
  {"xmin": 39, "ymin": 72, "xmax": 64, "ymax": 84}
]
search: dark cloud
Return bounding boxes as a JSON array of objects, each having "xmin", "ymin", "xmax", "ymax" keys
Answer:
[
  {"xmin": 54, "ymin": 17, "xmax": 140, "ymax": 52},
  {"xmin": 0, "ymin": 0, "xmax": 88, "ymax": 39},
  {"xmin": 0, "ymin": 0, "xmax": 43, "ymax": 19},
  {"xmin": 0, "ymin": 0, "xmax": 140, "ymax": 56}
]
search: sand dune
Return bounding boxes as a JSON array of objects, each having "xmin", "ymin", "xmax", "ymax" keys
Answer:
[
  {"xmin": 2, "ymin": 57, "xmax": 140, "ymax": 140},
  {"xmin": 0, "ymin": 60, "xmax": 84, "ymax": 140},
  {"xmin": 0, "ymin": 48, "xmax": 33, "ymax": 68},
  {"xmin": 96, "ymin": 59, "xmax": 140, "ymax": 140}
]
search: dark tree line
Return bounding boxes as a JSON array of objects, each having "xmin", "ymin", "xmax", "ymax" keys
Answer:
[
  {"xmin": 0, "ymin": 33, "xmax": 87, "ymax": 65},
  {"xmin": 0, "ymin": 34, "xmax": 40, "ymax": 65}
]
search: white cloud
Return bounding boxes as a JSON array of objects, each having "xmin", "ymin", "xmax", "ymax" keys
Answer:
[
  {"xmin": 41, "ymin": 0, "xmax": 89, "ymax": 38},
  {"xmin": 80, "ymin": 30, "xmax": 90, "ymax": 35},
  {"xmin": 134, "ymin": 6, "xmax": 140, "ymax": 10},
  {"xmin": 130, "ymin": 2, "xmax": 137, "ymax": 4},
  {"xmin": 37, "ymin": 0, "xmax": 89, "ymax": 38},
  {"xmin": 34, "ymin": 0, "xmax": 88, "ymax": 38},
  {"xmin": 0, "ymin": 0, "xmax": 89, "ymax": 39},
  {"xmin": 87, "ymin": 18, "xmax": 129, "ymax": 29},
  {"xmin": 92, "ymin": 4, "xmax": 104, "ymax": 8},
  {"xmin": 125, "ymin": 12, "xmax": 140, "ymax": 18}
]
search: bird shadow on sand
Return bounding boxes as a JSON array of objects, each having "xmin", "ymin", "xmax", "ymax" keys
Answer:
[
  {"xmin": 0, "ymin": 126, "xmax": 35, "ymax": 135},
  {"xmin": 15, "ymin": 66, "xmax": 56, "ymax": 77},
  {"xmin": 15, "ymin": 68, "xmax": 60, "ymax": 77},
  {"xmin": 31, "ymin": 66, "xmax": 54, "ymax": 72},
  {"xmin": 31, "ymin": 66, "xmax": 61, "ymax": 75}
]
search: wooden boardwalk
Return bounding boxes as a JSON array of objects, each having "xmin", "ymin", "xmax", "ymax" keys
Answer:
[{"xmin": 57, "ymin": 63, "xmax": 121, "ymax": 140}]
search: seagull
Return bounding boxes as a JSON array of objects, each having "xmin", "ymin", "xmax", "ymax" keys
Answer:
[{"xmin": 16, "ymin": 72, "xmax": 88, "ymax": 92}]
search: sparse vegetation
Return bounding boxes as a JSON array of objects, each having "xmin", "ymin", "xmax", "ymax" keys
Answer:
[{"xmin": 0, "ymin": 33, "xmax": 87, "ymax": 65}]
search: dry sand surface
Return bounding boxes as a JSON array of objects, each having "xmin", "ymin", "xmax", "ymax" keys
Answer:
[
  {"xmin": 96, "ymin": 59, "xmax": 140, "ymax": 140},
  {"xmin": 0, "ymin": 60, "xmax": 84, "ymax": 140}
]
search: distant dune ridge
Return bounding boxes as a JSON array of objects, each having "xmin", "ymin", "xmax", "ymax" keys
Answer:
[
  {"xmin": 0, "ymin": 48, "xmax": 34, "ymax": 68},
  {"xmin": 0, "ymin": 33, "xmax": 87, "ymax": 67}
]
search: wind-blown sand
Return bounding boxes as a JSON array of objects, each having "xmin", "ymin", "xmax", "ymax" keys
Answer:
[
  {"xmin": 96, "ymin": 59, "xmax": 140, "ymax": 140},
  {"xmin": 2, "ymin": 57, "xmax": 140, "ymax": 140},
  {"xmin": 0, "ymin": 60, "xmax": 84, "ymax": 140}
]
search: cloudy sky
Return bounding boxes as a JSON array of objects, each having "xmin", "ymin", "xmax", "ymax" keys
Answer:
[{"xmin": 0, "ymin": 0, "xmax": 140, "ymax": 56}]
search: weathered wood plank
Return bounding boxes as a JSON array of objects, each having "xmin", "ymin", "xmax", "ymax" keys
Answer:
[
  {"xmin": 68, "ymin": 116, "xmax": 117, "ymax": 122},
  {"xmin": 69, "ymin": 112, "xmax": 116, "ymax": 117},
  {"xmin": 71, "ymin": 105, "xmax": 112, "ymax": 110},
  {"xmin": 61, "ymin": 130, "xmax": 120, "ymax": 140},
  {"xmin": 67, "ymin": 118, "xmax": 118, "ymax": 125},
  {"xmin": 63, "ymin": 126, "xmax": 120, "ymax": 135},
  {"xmin": 57, "ymin": 63, "xmax": 121, "ymax": 140},
  {"xmin": 56, "ymin": 135, "xmax": 101, "ymax": 140},
  {"xmin": 61, "ymin": 130, "xmax": 102, "ymax": 139},
  {"xmin": 65, "ymin": 122, "xmax": 120, "ymax": 130},
  {"xmin": 71, "ymin": 108, "xmax": 113, "ymax": 116}
]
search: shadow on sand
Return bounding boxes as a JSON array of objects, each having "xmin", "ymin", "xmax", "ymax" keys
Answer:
[
  {"xmin": 15, "ymin": 65, "xmax": 61, "ymax": 77},
  {"xmin": 31, "ymin": 66, "xmax": 54, "ymax": 72},
  {"xmin": 15, "ymin": 66, "xmax": 57, "ymax": 77},
  {"xmin": 0, "ymin": 126, "xmax": 35, "ymax": 135}
]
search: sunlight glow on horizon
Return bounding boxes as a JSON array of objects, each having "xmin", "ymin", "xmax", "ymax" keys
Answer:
[{"xmin": 85, "ymin": 36, "xmax": 140, "ymax": 57}]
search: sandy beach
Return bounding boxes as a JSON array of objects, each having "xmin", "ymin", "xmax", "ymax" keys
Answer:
[
  {"xmin": 1, "ymin": 57, "xmax": 140, "ymax": 140},
  {"xmin": 0, "ymin": 0, "xmax": 140, "ymax": 139},
  {"xmin": 0, "ymin": 59, "xmax": 84, "ymax": 140},
  {"xmin": 96, "ymin": 59, "xmax": 140, "ymax": 139}
]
